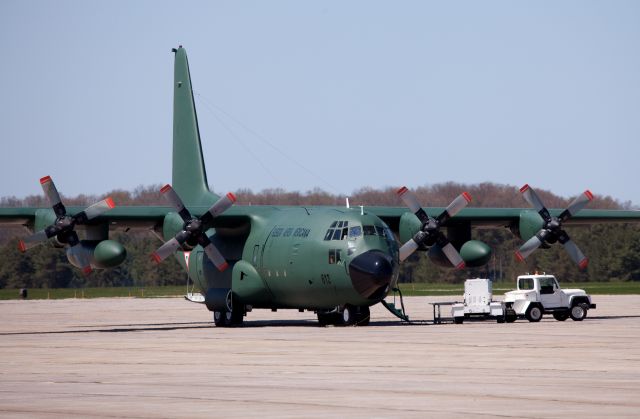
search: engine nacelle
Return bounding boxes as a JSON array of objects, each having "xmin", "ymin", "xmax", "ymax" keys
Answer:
[
  {"xmin": 162, "ymin": 212, "xmax": 185, "ymax": 241},
  {"xmin": 513, "ymin": 210, "xmax": 545, "ymax": 242},
  {"xmin": 398, "ymin": 212, "xmax": 422, "ymax": 245},
  {"xmin": 400, "ymin": 211, "xmax": 490, "ymax": 267},
  {"xmin": 66, "ymin": 240, "xmax": 127, "ymax": 270},
  {"xmin": 428, "ymin": 240, "xmax": 492, "ymax": 268}
]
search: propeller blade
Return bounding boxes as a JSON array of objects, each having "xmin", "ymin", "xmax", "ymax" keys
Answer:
[
  {"xmin": 160, "ymin": 184, "xmax": 192, "ymax": 221},
  {"xmin": 67, "ymin": 243, "xmax": 93, "ymax": 276},
  {"xmin": 151, "ymin": 237, "xmax": 183, "ymax": 263},
  {"xmin": 18, "ymin": 230, "xmax": 49, "ymax": 252},
  {"xmin": 437, "ymin": 192, "xmax": 472, "ymax": 224},
  {"xmin": 399, "ymin": 239, "xmax": 420, "ymax": 262},
  {"xmin": 515, "ymin": 233, "xmax": 546, "ymax": 261},
  {"xmin": 206, "ymin": 192, "xmax": 237, "ymax": 218},
  {"xmin": 562, "ymin": 239, "xmax": 588, "ymax": 270},
  {"xmin": 202, "ymin": 240, "xmax": 229, "ymax": 272},
  {"xmin": 520, "ymin": 184, "xmax": 551, "ymax": 220},
  {"xmin": 440, "ymin": 242, "xmax": 466, "ymax": 270},
  {"xmin": 40, "ymin": 176, "xmax": 66, "ymax": 217},
  {"xmin": 82, "ymin": 197, "xmax": 116, "ymax": 220},
  {"xmin": 397, "ymin": 186, "xmax": 429, "ymax": 224},
  {"xmin": 561, "ymin": 190, "xmax": 594, "ymax": 220}
]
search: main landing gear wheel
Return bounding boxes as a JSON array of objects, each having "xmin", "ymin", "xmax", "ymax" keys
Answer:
[
  {"xmin": 525, "ymin": 304, "xmax": 543, "ymax": 322},
  {"xmin": 213, "ymin": 307, "xmax": 244, "ymax": 327},
  {"xmin": 570, "ymin": 303, "xmax": 589, "ymax": 321}
]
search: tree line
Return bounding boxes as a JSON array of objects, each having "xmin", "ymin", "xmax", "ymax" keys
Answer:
[{"xmin": 0, "ymin": 182, "xmax": 638, "ymax": 290}]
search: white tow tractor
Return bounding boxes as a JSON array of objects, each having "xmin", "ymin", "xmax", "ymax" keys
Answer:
[
  {"xmin": 504, "ymin": 273, "xmax": 596, "ymax": 322},
  {"xmin": 451, "ymin": 278, "xmax": 516, "ymax": 324}
]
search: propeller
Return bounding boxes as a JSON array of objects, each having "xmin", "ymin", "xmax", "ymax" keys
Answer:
[
  {"xmin": 18, "ymin": 176, "xmax": 116, "ymax": 275},
  {"xmin": 396, "ymin": 186, "xmax": 472, "ymax": 269},
  {"xmin": 151, "ymin": 185, "xmax": 236, "ymax": 272},
  {"xmin": 515, "ymin": 184, "xmax": 593, "ymax": 270}
]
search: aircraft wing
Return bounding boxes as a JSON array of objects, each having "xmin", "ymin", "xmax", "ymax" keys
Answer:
[
  {"xmin": 367, "ymin": 207, "xmax": 640, "ymax": 230},
  {"xmin": 3, "ymin": 205, "xmax": 639, "ymax": 231},
  {"xmin": 0, "ymin": 205, "xmax": 263, "ymax": 232}
]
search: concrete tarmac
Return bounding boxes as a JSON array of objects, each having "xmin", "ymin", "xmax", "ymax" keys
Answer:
[{"xmin": 1, "ymin": 295, "xmax": 639, "ymax": 418}]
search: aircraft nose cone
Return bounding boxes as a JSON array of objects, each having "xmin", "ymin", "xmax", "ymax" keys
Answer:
[{"xmin": 349, "ymin": 250, "xmax": 394, "ymax": 300}]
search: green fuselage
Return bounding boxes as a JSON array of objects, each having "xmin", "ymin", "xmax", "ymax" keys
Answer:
[{"xmin": 176, "ymin": 206, "xmax": 399, "ymax": 311}]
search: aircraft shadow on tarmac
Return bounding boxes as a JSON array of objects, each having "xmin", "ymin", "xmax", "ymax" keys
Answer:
[
  {"xmin": 0, "ymin": 319, "xmax": 427, "ymax": 335},
  {"xmin": 3, "ymin": 315, "xmax": 638, "ymax": 336}
]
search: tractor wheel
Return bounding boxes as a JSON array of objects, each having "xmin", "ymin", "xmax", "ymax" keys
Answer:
[
  {"xmin": 525, "ymin": 304, "xmax": 543, "ymax": 322},
  {"xmin": 570, "ymin": 303, "xmax": 589, "ymax": 321},
  {"xmin": 505, "ymin": 308, "xmax": 517, "ymax": 323},
  {"xmin": 454, "ymin": 317, "xmax": 464, "ymax": 324}
]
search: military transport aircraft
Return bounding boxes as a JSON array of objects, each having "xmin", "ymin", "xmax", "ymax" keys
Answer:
[{"xmin": 1, "ymin": 46, "xmax": 639, "ymax": 327}]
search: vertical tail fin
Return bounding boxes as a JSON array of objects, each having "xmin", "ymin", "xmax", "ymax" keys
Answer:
[{"xmin": 171, "ymin": 46, "xmax": 219, "ymax": 207}]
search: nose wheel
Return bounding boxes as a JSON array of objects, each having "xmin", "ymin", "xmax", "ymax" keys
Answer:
[{"xmin": 317, "ymin": 305, "xmax": 370, "ymax": 326}]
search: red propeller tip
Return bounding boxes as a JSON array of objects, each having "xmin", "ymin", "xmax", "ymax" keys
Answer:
[
  {"xmin": 217, "ymin": 262, "xmax": 229, "ymax": 272},
  {"xmin": 514, "ymin": 251, "xmax": 525, "ymax": 262},
  {"xmin": 82, "ymin": 266, "xmax": 93, "ymax": 276},
  {"xmin": 105, "ymin": 197, "xmax": 115, "ymax": 209},
  {"xmin": 584, "ymin": 190, "xmax": 594, "ymax": 201},
  {"xmin": 151, "ymin": 253, "xmax": 162, "ymax": 264},
  {"xmin": 579, "ymin": 258, "xmax": 589, "ymax": 270},
  {"xmin": 17, "ymin": 241, "xmax": 26, "ymax": 253},
  {"xmin": 40, "ymin": 176, "xmax": 52, "ymax": 184},
  {"xmin": 226, "ymin": 192, "xmax": 237, "ymax": 203},
  {"xmin": 456, "ymin": 262, "xmax": 466, "ymax": 270},
  {"xmin": 160, "ymin": 184, "xmax": 172, "ymax": 193},
  {"xmin": 462, "ymin": 192, "xmax": 472, "ymax": 203},
  {"xmin": 396, "ymin": 186, "xmax": 408, "ymax": 196},
  {"xmin": 519, "ymin": 184, "xmax": 530, "ymax": 193}
]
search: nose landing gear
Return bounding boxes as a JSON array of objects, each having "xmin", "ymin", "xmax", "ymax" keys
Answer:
[{"xmin": 317, "ymin": 305, "xmax": 370, "ymax": 326}]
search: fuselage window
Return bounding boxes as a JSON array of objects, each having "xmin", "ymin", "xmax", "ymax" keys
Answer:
[
  {"xmin": 332, "ymin": 229, "xmax": 342, "ymax": 240},
  {"xmin": 328, "ymin": 249, "xmax": 342, "ymax": 264},
  {"xmin": 330, "ymin": 221, "xmax": 337, "ymax": 228}
]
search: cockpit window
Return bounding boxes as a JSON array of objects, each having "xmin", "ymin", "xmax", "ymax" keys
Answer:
[
  {"xmin": 363, "ymin": 225, "xmax": 387, "ymax": 237},
  {"xmin": 348, "ymin": 226, "xmax": 362, "ymax": 238},
  {"xmin": 325, "ymin": 221, "xmax": 354, "ymax": 241},
  {"xmin": 363, "ymin": 225, "xmax": 376, "ymax": 236}
]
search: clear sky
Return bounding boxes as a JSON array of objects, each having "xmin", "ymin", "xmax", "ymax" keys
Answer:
[{"xmin": 1, "ymin": 1, "xmax": 639, "ymax": 205}]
